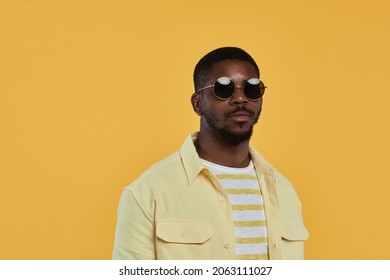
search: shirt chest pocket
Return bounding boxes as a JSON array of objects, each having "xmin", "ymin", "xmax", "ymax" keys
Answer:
[
  {"xmin": 280, "ymin": 218, "xmax": 309, "ymax": 259},
  {"xmin": 282, "ymin": 218, "xmax": 309, "ymax": 241},
  {"xmin": 155, "ymin": 220, "xmax": 213, "ymax": 260}
]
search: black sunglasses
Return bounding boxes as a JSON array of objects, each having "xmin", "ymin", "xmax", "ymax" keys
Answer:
[{"xmin": 196, "ymin": 77, "xmax": 266, "ymax": 101}]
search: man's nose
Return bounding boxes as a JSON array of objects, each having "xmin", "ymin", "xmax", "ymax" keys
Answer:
[{"xmin": 229, "ymin": 87, "xmax": 248, "ymax": 104}]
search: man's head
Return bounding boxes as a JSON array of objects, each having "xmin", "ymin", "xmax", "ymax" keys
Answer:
[
  {"xmin": 191, "ymin": 47, "xmax": 264, "ymax": 145},
  {"xmin": 193, "ymin": 47, "xmax": 260, "ymax": 92}
]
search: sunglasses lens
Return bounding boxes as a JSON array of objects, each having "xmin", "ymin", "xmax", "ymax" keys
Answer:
[
  {"xmin": 214, "ymin": 77, "xmax": 235, "ymax": 99},
  {"xmin": 244, "ymin": 78, "xmax": 264, "ymax": 100}
]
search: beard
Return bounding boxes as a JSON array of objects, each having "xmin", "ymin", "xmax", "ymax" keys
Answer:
[{"xmin": 202, "ymin": 105, "xmax": 260, "ymax": 145}]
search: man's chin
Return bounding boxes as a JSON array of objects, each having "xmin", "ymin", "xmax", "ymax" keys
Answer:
[{"xmin": 217, "ymin": 128, "xmax": 253, "ymax": 145}]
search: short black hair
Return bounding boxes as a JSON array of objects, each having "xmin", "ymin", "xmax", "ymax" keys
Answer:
[{"xmin": 193, "ymin": 47, "xmax": 260, "ymax": 92}]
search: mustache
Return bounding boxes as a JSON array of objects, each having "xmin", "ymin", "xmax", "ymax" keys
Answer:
[{"xmin": 225, "ymin": 106, "xmax": 255, "ymax": 117}]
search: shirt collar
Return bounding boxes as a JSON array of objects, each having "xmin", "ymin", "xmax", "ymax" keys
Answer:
[
  {"xmin": 179, "ymin": 132, "xmax": 205, "ymax": 186},
  {"xmin": 249, "ymin": 145, "xmax": 276, "ymax": 176},
  {"xmin": 179, "ymin": 132, "xmax": 275, "ymax": 186}
]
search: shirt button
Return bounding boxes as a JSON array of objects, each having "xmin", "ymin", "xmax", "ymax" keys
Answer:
[
  {"xmin": 219, "ymin": 198, "xmax": 225, "ymax": 203},
  {"xmin": 272, "ymin": 243, "xmax": 277, "ymax": 248},
  {"xmin": 270, "ymin": 198, "xmax": 276, "ymax": 204},
  {"xmin": 181, "ymin": 232, "xmax": 186, "ymax": 238},
  {"xmin": 224, "ymin": 243, "xmax": 230, "ymax": 249}
]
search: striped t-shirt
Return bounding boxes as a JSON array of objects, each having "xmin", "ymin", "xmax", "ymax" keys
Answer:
[{"xmin": 201, "ymin": 159, "xmax": 268, "ymax": 260}]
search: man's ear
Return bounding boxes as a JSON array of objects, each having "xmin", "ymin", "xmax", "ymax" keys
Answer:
[{"xmin": 191, "ymin": 93, "xmax": 202, "ymax": 116}]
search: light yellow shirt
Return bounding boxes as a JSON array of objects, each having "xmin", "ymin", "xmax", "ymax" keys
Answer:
[{"xmin": 112, "ymin": 132, "xmax": 309, "ymax": 260}]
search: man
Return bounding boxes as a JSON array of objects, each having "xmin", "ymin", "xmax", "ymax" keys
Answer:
[{"xmin": 112, "ymin": 47, "xmax": 308, "ymax": 260}]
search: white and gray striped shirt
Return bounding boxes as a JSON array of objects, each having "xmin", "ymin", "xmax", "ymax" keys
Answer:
[{"xmin": 201, "ymin": 159, "xmax": 268, "ymax": 260}]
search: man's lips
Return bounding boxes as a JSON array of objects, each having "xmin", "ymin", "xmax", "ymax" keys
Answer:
[
  {"xmin": 229, "ymin": 111, "xmax": 252, "ymax": 117},
  {"xmin": 227, "ymin": 110, "xmax": 254, "ymax": 122}
]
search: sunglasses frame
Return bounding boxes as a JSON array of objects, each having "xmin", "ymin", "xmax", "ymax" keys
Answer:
[{"xmin": 196, "ymin": 77, "xmax": 266, "ymax": 101}]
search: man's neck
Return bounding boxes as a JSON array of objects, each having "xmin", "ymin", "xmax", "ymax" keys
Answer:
[{"xmin": 195, "ymin": 129, "xmax": 251, "ymax": 168}]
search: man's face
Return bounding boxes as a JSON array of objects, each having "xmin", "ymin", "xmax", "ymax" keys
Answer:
[{"xmin": 198, "ymin": 60, "xmax": 263, "ymax": 144}]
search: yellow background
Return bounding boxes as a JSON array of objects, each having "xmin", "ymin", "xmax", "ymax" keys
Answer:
[{"xmin": 1, "ymin": 0, "xmax": 389, "ymax": 259}]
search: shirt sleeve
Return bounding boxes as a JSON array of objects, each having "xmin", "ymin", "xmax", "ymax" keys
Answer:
[{"xmin": 112, "ymin": 188, "xmax": 156, "ymax": 259}]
